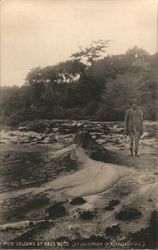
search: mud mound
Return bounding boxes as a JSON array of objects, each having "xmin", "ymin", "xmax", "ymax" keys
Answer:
[{"xmin": 73, "ymin": 131, "xmax": 115, "ymax": 163}]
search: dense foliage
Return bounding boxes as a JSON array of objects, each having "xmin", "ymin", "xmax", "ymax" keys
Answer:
[{"xmin": 1, "ymin": 44, "xmax": 158, "ymax": 126}]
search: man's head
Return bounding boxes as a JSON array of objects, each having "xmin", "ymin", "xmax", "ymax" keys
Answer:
[
  {"xmin": 131, "ymin": 103, "xmax": 137, "ymax": 110},
  {"xmin": 129, "ymin": 100, "xmax": 137, "ymax": 110}
]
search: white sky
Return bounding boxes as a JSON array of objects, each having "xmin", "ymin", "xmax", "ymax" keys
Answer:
[{"xmin": 1, "ymin": 0, "xmax": 157, "ymax": 86}]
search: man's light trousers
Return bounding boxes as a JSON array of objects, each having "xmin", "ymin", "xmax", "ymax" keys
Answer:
[{"xmin": 129, "ymin": 130, "xmax": 140, "ymax": 154}]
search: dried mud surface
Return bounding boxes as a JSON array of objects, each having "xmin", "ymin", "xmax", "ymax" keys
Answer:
[{"xmin": 0, "ymin": 120, "xmax": 158, "ymax": 249}]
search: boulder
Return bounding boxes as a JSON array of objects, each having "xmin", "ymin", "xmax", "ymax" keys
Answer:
[
  {"xmin": 104, "ymin": 206, "xmax": 115, "ymax": 211},
  {"xmin": 115, "ymin": 207, "xmax": 142, "ymax": 221},
  {"xmin": 106, "ymin": 224, "xmax": 121, "ymax": 237},
  {"xmin": 79, "ymin": 211, "xmax": 94, "ymax": 220},
  {"xmin": 46, "ymin": 202, "xmax": 66, "ymax": 219},
  {"xmin": 108, "ymin": 199, "xmax": 120, "ymax": 207},
  {"xmin": 70, "ymin": 197, "xmax": 86, "ymax": 205}
]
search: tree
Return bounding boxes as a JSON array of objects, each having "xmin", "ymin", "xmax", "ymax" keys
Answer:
[
  {"xmin": 1, "ymin": 45, "xmax": 158, "ymax": 124},
  {"xmin": 71, "ymin": 40, "xmax": 110, "ymax": 65},
  {"xmin": 97, "ymin": 72, "xmax": 144, "ymax": 121}
]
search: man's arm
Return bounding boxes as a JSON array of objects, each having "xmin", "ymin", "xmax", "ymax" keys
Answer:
[{"xmin": 124, "ymin": 110, "xmax": 129, "ymax": 135}]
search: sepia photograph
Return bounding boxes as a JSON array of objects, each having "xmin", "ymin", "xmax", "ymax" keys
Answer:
[{"xmin": 0, "ymin": 0, "xmax": 158, "ymax": 249}]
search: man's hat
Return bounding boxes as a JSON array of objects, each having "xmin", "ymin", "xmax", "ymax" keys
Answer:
[{"xmin": 129, "ymin": 99, "xmax": 137, "ymax": 105}]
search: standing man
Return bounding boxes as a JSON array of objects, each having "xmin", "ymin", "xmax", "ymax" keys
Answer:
[{"xmin": 125, "ymin": 101, "xmax": 143, "ymax": 156}]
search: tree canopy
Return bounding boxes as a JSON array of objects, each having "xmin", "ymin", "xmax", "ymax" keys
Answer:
[{"xmin": 1, "ymin": 42, "xmax": 158, "ymax": 125}]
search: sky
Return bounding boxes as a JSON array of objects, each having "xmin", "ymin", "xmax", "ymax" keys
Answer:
[{"xmin": 1, "ymin": 0, "xmax": 157, "ymax": 86}]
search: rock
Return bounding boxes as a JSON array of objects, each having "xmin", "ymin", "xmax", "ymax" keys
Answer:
[
  {"xmin": 52, "ymin": 128, "xmax": 59, "ymax": 133},
  {"xmin": 106, "ymin": 224, "xmax": 121, "ymax": 237},
  {"xmin": 108, "ymin": 199, "xmax": 120, "ymax": 207},
  {"xmin": 110, "ymin": 127, "xmax": 124, "ymax": 134},
  {"xmin": 18, "ymin": 126, "xmax": 28, "ymax": 131},
  {"xmin": 70, "ymin": 197, "xmax": 86, "ymax": 205},
  {"xmin": 9, "ymin": 182, "xmax": 19, "ymax": 187},
  {"xmin": 79, "ymin": 211, "xmax": 94, "ymax": 220},
  {"xmin": 30, "ymin": 142, "xmax": 36, "ymax": 145},
  {"xmin": 20, "ymin": 178, "xmax": 38, "ymax": 185},
  {"xmin": 21, "ymin": 136, "xmax": 31, "ymax": 143},
  {"xmin": 45, "ymin": 128, "xmax": 51, "ymax": 133},
  {"xmin": 115, "ymin": 207, "xmax": 142, "ymax": 221},
  {"xmin": 46, "ymin": 202, "xmax": 66, "ymax": 219},
  {"xmin": 104, "ymin": 206, "xmax": 115, "ymax": 211},
  {"xmin": 96, "ymin": 139, "xmax": 106, "ymax": 144},
  {"xmin": 40, "ymin": 134, "xmax": 47, "ymax": 140},
  {"xmin": 92, "ymin": 135, "xmax": 97, "ymax": 140},
  {"xmin": 114, "ymin": 139, "xmax": 121, "ymax": 145},
  {"xmin": 48, "ymin": 133, "xmax": 57, "ymax": 142},
  {"xmin": 43, "ymin": 138, "xmax": 50, "ymax": 144},
  {"xmin": 76, "ymin": 122, "xmax": 83, "ymax": 127}
]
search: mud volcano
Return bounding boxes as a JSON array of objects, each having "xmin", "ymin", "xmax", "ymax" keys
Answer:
[
  {"xmin": 47, "ymin": 131, "xmax": 134, "ymax": 198},
  {"xmin": 73, "ymin": 131, "xmax": 115, "ymax": 162}
]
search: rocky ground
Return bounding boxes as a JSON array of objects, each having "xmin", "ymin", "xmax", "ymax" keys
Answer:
[{"xmin": 0, "ymin": 120, "xmax": 158, "ymax": 249}]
